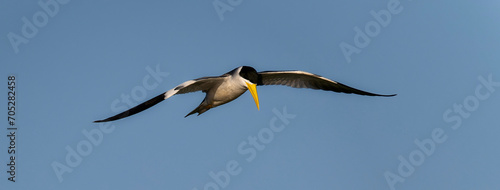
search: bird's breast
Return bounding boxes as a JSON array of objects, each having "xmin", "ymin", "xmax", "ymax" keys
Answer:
[{"xmin": 210, "ymin": 79, "xmax": 247, "ymax": 105}]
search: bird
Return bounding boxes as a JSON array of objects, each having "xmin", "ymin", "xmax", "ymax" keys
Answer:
[{"xmin": 94, "ymin": 66, "xmax": 395, "ymax": 122}]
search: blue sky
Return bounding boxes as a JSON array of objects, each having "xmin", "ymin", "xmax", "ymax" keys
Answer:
[{"xmin": 2, "ymin": 0, "xmax": 500, "ymax": 190}]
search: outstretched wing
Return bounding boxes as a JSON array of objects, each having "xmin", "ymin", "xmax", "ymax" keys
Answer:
[
  {"xmin": 258, "ymin": 71, "xmax": 396, "ymax": 97},
  {"xmin": 94, "ymin": 76, "xmax": 227, "ymax": 123}
]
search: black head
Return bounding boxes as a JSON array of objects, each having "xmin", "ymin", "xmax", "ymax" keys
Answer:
[{"xmin": 239, "ymin": 66, "xmax": 260, "ymax": 84}]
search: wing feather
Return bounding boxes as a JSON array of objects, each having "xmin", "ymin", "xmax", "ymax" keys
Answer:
[
  {"xmin": 258, "ymin": 71, "xmax": 395, "ymax": 97},
  {"xmin": 94, "ymin": 76, "xmax": 226, "ymax": 122}
]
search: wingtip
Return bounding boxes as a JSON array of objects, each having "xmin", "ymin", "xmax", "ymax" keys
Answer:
[{"xmin": 93, "ymin": 118, "xmax": 111, "ymax": 123}]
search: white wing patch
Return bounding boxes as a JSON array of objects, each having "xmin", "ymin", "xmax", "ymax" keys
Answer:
[
  {"xmin": 164, "ymin": 80, "xmax": 197, "ymax": 99},
  {"xmin": 163, "ymin": 76, "xmax": 227, "ymax": 100}
]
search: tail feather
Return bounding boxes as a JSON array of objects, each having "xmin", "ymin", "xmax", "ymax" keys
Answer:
[{"xmin": 185, "ymin": 101, "xmax": 211, "ymax": 117}]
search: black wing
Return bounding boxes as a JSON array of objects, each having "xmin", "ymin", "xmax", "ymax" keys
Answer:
[
  {"xmin": 258, "ymin": 71, "xmax": 396, "ymax": 97},
  {"xmin": 94, "ymin": 76, "xmax": 226, "ymax": 123}
]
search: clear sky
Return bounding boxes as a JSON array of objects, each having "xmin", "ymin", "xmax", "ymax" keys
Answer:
[{"xmin": 2, "ymin": 0, "xmax": 500, "ymax": 190}]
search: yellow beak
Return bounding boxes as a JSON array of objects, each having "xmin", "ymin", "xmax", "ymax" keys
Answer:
[{"xmin": 245, "ymin": 82, "xmax": 260, "ymax": 110}]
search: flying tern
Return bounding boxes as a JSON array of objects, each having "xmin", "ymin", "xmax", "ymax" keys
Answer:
[{"xmin": 94, "ymin": 66, "xmax": 395, "ymax": 122}]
